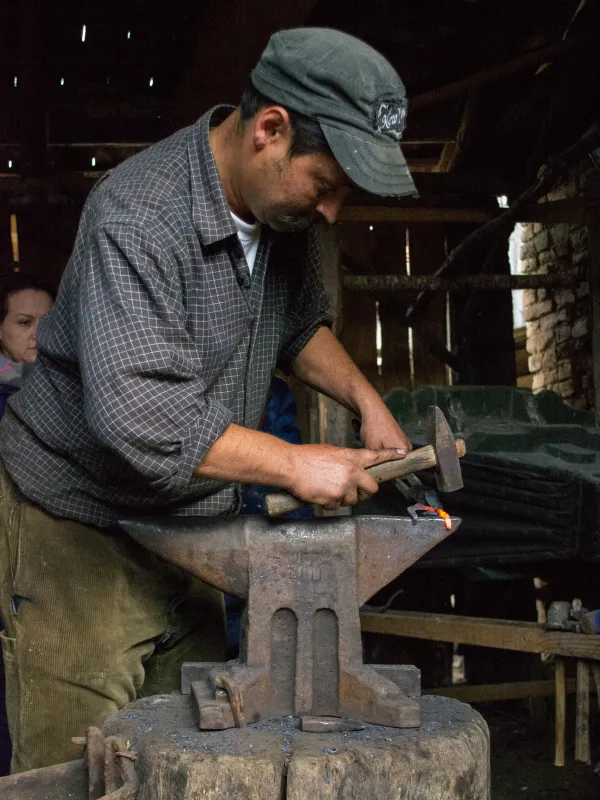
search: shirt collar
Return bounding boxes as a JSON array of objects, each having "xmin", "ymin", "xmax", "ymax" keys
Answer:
[{"xmin": 188, "ymin": 105, "xmax": 238, "ymax": 246}]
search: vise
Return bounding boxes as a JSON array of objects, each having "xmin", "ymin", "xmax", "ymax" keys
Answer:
[{"xmin": 122, "ymin": 513, "xmax": 460, "ymax": 731}]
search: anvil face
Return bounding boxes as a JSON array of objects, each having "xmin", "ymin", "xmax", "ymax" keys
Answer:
[
  {"xmin": 120, "ymin": 515, "xmax": 460, "ymax": 730},
  {"xmin": 121, "ymin": 515, "xmax": 459, "ymax": 604}
]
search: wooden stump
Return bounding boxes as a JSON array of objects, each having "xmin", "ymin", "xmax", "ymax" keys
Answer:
[{"xmin": 103, "ymin": 694, "xmax": 490, "ymax": 799}]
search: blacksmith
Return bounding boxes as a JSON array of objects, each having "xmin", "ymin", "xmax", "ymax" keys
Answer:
[{"xmin": 0, "ymin": 28, "xmax": 417, "ymax": 771}]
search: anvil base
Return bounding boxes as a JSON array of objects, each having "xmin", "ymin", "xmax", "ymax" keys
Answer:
[{"xmin": 181, "ymin": 662, "xmax": 422, "ymax": 730}]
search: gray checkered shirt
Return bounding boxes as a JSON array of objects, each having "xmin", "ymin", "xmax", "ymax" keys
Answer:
[{"xmin": 0, "ymin": 107, "xmax": 332, "ymax": 527}]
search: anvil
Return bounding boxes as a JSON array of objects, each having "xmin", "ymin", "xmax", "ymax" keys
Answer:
[{"xmin": 121, "ymin": 513, "xmax": 460, "ymax": 730}]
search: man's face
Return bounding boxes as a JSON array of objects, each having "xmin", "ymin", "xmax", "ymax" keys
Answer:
[
  {"xmin": 240, "ymin": 109, "xmax": 351, "ymax": 232},
  {"xmin": 250, "ymin": 152, "xmax": 351, "ymax": 232}
]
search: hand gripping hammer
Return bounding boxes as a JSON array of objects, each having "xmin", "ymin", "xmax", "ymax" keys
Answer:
[{"xmin": 264, "ymin": 405, "xmax": 465, "ymax": 516}]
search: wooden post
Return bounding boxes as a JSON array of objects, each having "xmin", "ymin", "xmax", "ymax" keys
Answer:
[
  {"xmin": 592, "ymin": 664, "xmax": 600, "ymax": 711},
  {"xmin": 339, "ymin": 223, "xmax": 381, "ymax": 393},
  {"xmin": 372, "ymin": 223, "xmax": 411, "ymax": 393},
  {"xmin": 316, "ymin": 226, "xmax": 353, "ymax": 451},
  {"xmin": 574, "ymin": 660, "xmax": 591, "ymax": 764},
  {"xmin": 554, "ymin": 658, "xmax": 566, "ymax": 767},
  {"xmin": 587, "ymin": 177, "xmax": 600, "ymax": 422},
  {"xmin": 407, "ymin": 224, "xmax": 449, "ymax": 387}
]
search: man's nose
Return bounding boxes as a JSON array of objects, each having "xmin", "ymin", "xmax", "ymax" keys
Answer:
[{"xmin": 316, "ymin": 187, "xmax": 350, "ymax": 224}]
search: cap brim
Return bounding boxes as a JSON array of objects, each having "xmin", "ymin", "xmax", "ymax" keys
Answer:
[{"xmin": 320, "ymin": 121, "xmax": 418, "ymax": 198}]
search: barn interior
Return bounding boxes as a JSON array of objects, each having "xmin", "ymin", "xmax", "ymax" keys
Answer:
[{"xmin": 1, "ymin": 1, "xmax": 600, "ymax": 798}]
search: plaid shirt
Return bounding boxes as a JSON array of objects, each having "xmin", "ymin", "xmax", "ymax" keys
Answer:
[{"xmin": 0, "ymin": 107, "xmax": 332, "ymax": 527}]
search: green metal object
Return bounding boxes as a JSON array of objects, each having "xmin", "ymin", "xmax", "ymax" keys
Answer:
[{"xmin": 360, "ymin": 387, "xmax": 599, "ymax": 566}]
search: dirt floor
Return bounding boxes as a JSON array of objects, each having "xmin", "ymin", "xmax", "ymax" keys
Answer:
[{"xmin": 477, "ymin": 704, "xmax": 600, "ymax": 799}]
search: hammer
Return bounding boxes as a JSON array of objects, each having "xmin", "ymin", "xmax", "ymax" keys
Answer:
[{"xmin": 264, "ymin": 405, "xmax": 465, "ymax": 516}]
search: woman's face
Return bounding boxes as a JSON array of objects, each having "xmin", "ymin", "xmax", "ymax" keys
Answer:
[{"xmin": 0, "ymin": 289, "xmax": 53, "ymax": 363}]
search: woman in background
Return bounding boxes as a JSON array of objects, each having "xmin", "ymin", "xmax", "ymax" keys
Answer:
[
  {"xmin": 0, "ymin": 276, "xmax": 54, "ymax": 775},
  {"xmin": 0, "ymin": 277, "xmax": 54, "ymax": 419}
]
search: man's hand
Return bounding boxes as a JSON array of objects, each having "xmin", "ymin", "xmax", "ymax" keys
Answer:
[
  {"xmin": 194, "ymin": 423, "xmax": 404, "ymax": 511},
  {"xmin": 359, "ymin": 402, "xmax": 412, "ymax": 454},
  {"xmin": 286, "ymin": 444, "xmax": 406, "ymax": 511}
]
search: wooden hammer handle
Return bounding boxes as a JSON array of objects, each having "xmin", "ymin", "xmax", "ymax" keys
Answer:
[{"xmin": 264, "ymin": 439, "xmax": 466, "ymax": 517}]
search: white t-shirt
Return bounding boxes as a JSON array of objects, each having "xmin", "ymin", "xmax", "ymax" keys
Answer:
[{"xmin": 231, "ymin": 212, "xmax": 262, "ymax": 275}]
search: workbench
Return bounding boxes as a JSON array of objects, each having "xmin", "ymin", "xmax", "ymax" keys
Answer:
[{"xmin": 360, "ymin": 609, "xmax": 600, "ymax": 765}]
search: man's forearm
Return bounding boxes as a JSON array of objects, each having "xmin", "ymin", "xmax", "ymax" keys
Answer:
[
  {"xmin": 291, "ymin": 326, "xmax": 383, "ymax": 418},
  {"xmin": 193, "ymin": 423, "xmax": 295, "ymax": 486},
  {"xmin": 291, "ymin": 326, "xmax": 411, "ymax": 452}
]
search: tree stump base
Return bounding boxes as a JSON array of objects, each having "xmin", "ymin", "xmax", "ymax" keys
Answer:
[{"xmin": 103, "ymin": 694, "xmax": 490, "ymax": 799}]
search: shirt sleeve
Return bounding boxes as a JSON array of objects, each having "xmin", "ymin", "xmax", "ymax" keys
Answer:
[
  {"xmin": 277, "ymin": 228, "xmax": 333, "ymax": 372},
  {"xmin": 79, "ymin": 222, "xmax": 233, "ymax": 501}
]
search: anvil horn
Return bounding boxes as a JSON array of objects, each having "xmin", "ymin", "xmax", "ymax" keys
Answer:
[
  {"xmin": 121, "ymin": 516, "xmax": 250, "ymax": 597},
  {"xmin": 355, "ymin": 515, "xmax": 459, "ymax": 605}
]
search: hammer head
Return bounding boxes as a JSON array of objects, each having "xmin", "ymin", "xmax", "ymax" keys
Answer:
[{"xmin": 428, "ymin": 405, "xmax": 464, "ymax": 493}]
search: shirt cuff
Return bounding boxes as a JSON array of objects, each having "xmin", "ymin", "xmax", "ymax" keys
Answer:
[
  {"xmin": 277, "ymin": 312, "xmax": 333, "ymax": 373},
  {"xmin": 166, "ymin": 398, "xmax": 234, "ymax": 496}
]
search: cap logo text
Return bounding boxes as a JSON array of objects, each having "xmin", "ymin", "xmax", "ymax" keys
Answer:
[{"xmin": 374, "ymin": 100, "xmax": 407, "ymax": 140}]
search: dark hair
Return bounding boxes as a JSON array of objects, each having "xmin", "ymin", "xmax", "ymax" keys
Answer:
[
  {"xmin": 0, "ymin": 276, "xmax": 55, "ymax": 321},
  {"xmin": 239, "ymin": 84, "xmax": 332, "ymax": 159}
]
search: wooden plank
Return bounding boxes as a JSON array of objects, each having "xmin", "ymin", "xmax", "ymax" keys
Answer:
[
  {"xmin": 428, "ymin": 676, "xmax": 595, "ymax": 705},
  {"xmin": 518, "ymin": 198, "xmax": 599, "ymax": 224},
  {"xmin": 555, "ymin": 658, "xmax": 566, "ymax": 767},
  {"xmin": 339, "ymin": 224, "xmax": 386, "ymax": 391},
  {"xmin": 410, "ymin": 33, "xmax": 594, "ymax": 112},
  {"xmin": 339, "ymin": 207, "xmax": 495, "ymax": 224},
  {"xmin": 338, "ymin": 291, "xmax": 379, "ymax": 391},
  {"xmin": 575, "ymin": 661, "xmax": 591, "ymax": 764},
  {"xmin": 371, "ymin": 223, "xmax": 411, "ymax": 392},
  {"xmin": 315, "ymin": 226, "xmax": 352, "ymax": 449},
  {"xmin": 343, "ymin": 273, "xmax": 577, "ymax": 292},
  {"xmin": 339, "ymin": 200, "xmax": 596, "ymax": 225},
  {"xmin": 360, "ymin": 610, "xmax": 600, "ymax": 660},
  {"xmin": 407, "ymin": 224, "xmax": 448, "ymax": 387}
]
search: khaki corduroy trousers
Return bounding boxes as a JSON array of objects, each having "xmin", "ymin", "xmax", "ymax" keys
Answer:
[{"xmin": 0, "ymin": 463, "xmax": 225, "ymax": 773}]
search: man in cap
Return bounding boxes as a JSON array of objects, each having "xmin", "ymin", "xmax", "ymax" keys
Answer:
[{"xmin": 0, "ymin": 28, "xmax": 417, "ymax": 771}]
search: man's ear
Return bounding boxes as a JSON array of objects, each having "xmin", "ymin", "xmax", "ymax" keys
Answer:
[{"xmin": 253, "ymin": 106, "xmax": 291, "ymax": 152}]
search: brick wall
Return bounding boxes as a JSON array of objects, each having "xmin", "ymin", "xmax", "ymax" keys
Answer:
[{"xmin": 520, "ymin": 162, "xmax": 595, "ymax": 410}]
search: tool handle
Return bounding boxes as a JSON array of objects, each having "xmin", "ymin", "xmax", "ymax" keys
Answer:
[{"xmin": 264, "ymin": 439, "xmax": 466, "ymax": 517}]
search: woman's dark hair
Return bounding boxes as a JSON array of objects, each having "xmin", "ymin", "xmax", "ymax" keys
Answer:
[
  {"xmin": 239, "ymin": 84, "xmax": 332, "ymax": 159},
  {"xmin": 0, "ymin": 276, "xmax": 56, "ymax": 321}
]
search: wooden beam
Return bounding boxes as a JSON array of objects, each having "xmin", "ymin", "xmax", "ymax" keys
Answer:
[
  {"xmin": 360, "ymin": 610, "xmax": 600, "ymax": 660},
  {"xmin": 428, "ymin": 677, "xmax": 596, "ymax": 705},
  {"xmin": 339, "ymin": 207, "xmax": 494, "ymax": 224},
  {"xmin": 339, "ymin": 200, "xmax": 597, "ymax": 224},
  {"xmin": 0, "ymin": 171, "xmax": 516, "ymax": 200},
  {"xmin": 519, "ymin": 198, "xmax": 600, "ymax": 224},
  {"xmin": 410, "ymin": 33, "xmax": 594, "ymax": 111},
  {"xmin": 343, "ymin": 273, "xmax": 578, "ymax": 292}
]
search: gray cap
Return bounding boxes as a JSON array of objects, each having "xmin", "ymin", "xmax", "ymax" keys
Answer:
[{"xmin": 251, "ymin": 28, "xmax": 417, "ymax": 198}]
